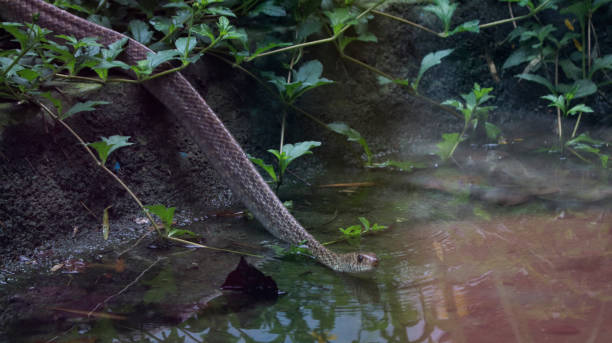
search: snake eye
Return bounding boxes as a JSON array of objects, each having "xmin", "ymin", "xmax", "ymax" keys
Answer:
[{"xmin": 357, "ymin": 254, "xmax": 364, "ymax": 263}]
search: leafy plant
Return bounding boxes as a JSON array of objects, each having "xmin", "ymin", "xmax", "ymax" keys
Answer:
[
  {"xmin": 144, "ymin": 204, "xmax": 196, "ymax": 238},
  {"xmin": 438, "ymin": 83, "xmax": 497, "ymax": 161},
  {"xmin": 541, "ymin": 87, "xmax": 593, "ymax": 139},
  {"xmin": 565, "ymin": 133, "xmax": 609, "ymax": 168},
  {"xmin": 250, "ymin": 141, "xmax": 321, "ymax": 191},
  {"xmin": 87, "ymin": 135, "xmax": 134, "ymax": 165},
  {"xmin": 262, "ymin": 60, "xmax": 334, "ymax": 105},
  {"xmin": 423, "ymin": 0, "xmax": 479, "ymax": 37},
  {"xmin": 411, "ymin": 49, "xmax": 454, "ymax": 93},
  {"xmin": 271, "ymin": 240, "xmax": 313, "ymax": 258},
  {"xmin": 327, "ymin": 122, "xmax": 373, "ymax": 166},
  {"xmin": 338, "ymin": 217, "xmax": 388, "ymax": 240}
]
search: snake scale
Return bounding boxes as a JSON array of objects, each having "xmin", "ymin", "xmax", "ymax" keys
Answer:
[{"xmin": 1, "ymin": 0, "xmax": 378, "ymax": 272}]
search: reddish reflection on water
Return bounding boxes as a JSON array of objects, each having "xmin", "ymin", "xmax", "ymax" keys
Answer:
[{"xmin": 400, "ymin": 211, "xmax": 612, "ymax": 343}]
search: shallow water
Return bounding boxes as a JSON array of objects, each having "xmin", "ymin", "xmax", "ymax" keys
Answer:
[{"xmin": 4, "ymin": 146, "xmax": 612, "ymax": 343}]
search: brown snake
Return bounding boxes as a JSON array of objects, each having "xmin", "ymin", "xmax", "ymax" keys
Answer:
[{"xmin": 1, "ymin": 0, "xmax": 378, "ymax": 272}]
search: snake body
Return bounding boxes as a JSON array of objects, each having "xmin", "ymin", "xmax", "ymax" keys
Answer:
[{"xmin": 1, "ymin": 0, "xmax": 378, "ymax": 272}]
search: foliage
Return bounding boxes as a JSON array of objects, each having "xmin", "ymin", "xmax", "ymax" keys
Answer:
[
  {"xmin": 338, "ymin": 217, "xmax": 388, "ymax": 239},
  {"xmin": 327, "ymin": 122, "xmax": 373, "ymax": 166},
  {"xmin": 250, "ymin": 141, "xmax": 321, "ymax": 190},
  {"xmin": 411, "ymin": 49, "xmax": 454, "ymax": 93},
  {"xmin": 88, "ymin": 135, "xmax": 134, "ymax": 165},
  {"xmin": 424, "ymin": 0, "xmax": 479, "ymax": 37},
  {"xmin": 437, "ymin": 83, "xmax": 498, "ymax": 161},
  {"xmin": 262, "ymin": 60, "xmax": 334, "ymax": 105},
  {"xmin": 501, "ymin": 0, "xmax": 610, "ymax": 147},
  {"xmin": 144, "ymin": 204, "xmax": 196, "ymax": 238}
]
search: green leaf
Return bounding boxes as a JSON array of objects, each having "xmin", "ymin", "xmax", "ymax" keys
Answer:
[
  {"xmin": 557, "ymin": 79, "xmax": 597, "ymax": 98},
  {"xmin": 62, "ymin": 100, "xmax": 109, "ymax": 120},
  {"xmin": 559, "ymin": 58, "xmax": 582, "ymax": 81},
  {"xmin": 295, "ymin": 60, "xmax": 330, "ymax": 84},
  {"xmin": 485, "ymin": 122, "xmax": 501, "ymax": 140},
  {"xmin": 250, "ymin": 0, "xmax": 286, "ymax": 17},
  {"xmin": 88, "ymin": 135, "xmax": 134, "ymax": 165},
  {"xmin": 567, "ymin": 104, "xmax": 593, "ymax": 116},
  {"xmin": 88, "ymin": 141, "xmax": 112, "ymax": 165},
  {"xmin": 206, "ymin": 7, "xmax": 237, "ymax": 17},
  {"xmin": 248, "ymin": 155, "xmax": 278, "ymax": 182},
  {"xmin": 325, "ymin": 8, "xmax": 355, "ymax": 35},
  {"xmin": 566, "ymin": 133, "xmax": 603, "ymax": 147},
  {"xmin": 167, "ymin": 228, "xmax": 197, "ymax": 238},
  {"xmin": 191, "ymin": 23, "xmax": 215, "ymax": 42},
  {"xmin": 297, "ymin": 17, "xmax": 323, "ymax": 41},
  {"xmin": 436, "ymin": 132, "xmax": 463, "ymax": 161},
  {"xmin": 281, "ymin": 141, "xmax": 321, "ymax": 167},
  {"xmin": 516, "ymin": 73, "xmax": 555, "ymax": 93},
  {"xmin": 175, "ymin": 37, "xmax": 197, "ymax": 55},
  {"xmin": 327, "ymin": 122, "xmax": 372, "ymax": 164},
  {"xmin": 146, "ymin": 50, "xmax": 180, "ymax": 70},
  {"xmin": 339, "ymin": 225, "xmax": 362, "ymax": 237},
  {"xmin": 473, "ymin": 206, "xmax": 491, "ymax": 221},
  {"xmin": 412, "ymin": 49, "xmax": 453, "ymax": 92},
  {"xmin": 593, "ymin": 0, "xmax": 612, "ymax": 11},
  {"xmin": 590, "ymin": 55, "xmax": 612, "ymax": 78},
  {"xmin": 129, "ymin": 20, "xmax": 153, "ymax": 44},
  {"xmin": 541, "ymin": 94, "xmax": 564, "ymax": 110},
  {"xmin": 424, "ymin": 0, "xmax": 458, "ymax": 32},
  {"xmin": 502, "ymin": 47, "xmax": 536, "ymax": 69},
  {"xmin": 447, "ymin": 20, "xmax": 480, "ymax": 36},
  {"xmin": 144, "ymin": 204, "xmax": 176, "ymax": 228},
  {"xmin": 358, "ymin": 217, "xmax": 370, "ymax": 230}
]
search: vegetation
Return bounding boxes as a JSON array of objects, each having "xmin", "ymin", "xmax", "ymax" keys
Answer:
[{"xmin": 0, "ymin": 0, "xmax": 611, "ymax": 250}]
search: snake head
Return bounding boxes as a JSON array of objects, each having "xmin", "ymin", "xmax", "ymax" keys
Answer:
[{"xmin": 336, "ymin": 252, "xmax": 379, "ymax": 273}]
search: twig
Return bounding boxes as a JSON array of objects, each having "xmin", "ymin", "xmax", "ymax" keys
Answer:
[
  {"xmin": 80, "ymin": 201, "xmax": 98, "ymax": 220},
  {"xmin": 371, "ymin": 9, "xmax": 440, "ymax": 36},
  {"xmin": 35, "ymin": 101, "xmax": 164, "ymax": 236},
  {"xmin": 117, "ymin": 228, "xmax": 154, "ymax": 257},
  {"xmin": 88, "ymin": 257, "xmax": 165, "ymax": 316},
  {"xmin": 246, "ymin": 0, "xmax": 386, "ymax": 61},
  {"xmin": 166, "ymin": 236, "xmax": 264, "ymax": 258},
  {"xmin": 507, "ymin": 2, "xmax": 517, "ymax": 29},
  {"xmin": 340, "ymin": 53, "xmax": 462, "ymax": 119}
]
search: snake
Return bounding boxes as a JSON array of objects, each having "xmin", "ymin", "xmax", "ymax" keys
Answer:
[{"xmin": 1, "ymin": 0, "xmax": 378, "ymax": 272}]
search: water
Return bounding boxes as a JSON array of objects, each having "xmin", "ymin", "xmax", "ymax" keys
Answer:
[{"xmin": 4, "ymin": 146, "xmax": 612, "ymax": 342}]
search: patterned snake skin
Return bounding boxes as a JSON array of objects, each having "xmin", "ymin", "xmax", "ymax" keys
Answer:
[{"xmin": 1, "ymin": 0, "xmax": 378, "ymax": 272}]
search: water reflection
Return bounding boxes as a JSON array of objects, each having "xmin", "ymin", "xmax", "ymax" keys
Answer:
[{"xmin": 7, "ymin": 151, "xmax": 612, "ymax": 343}]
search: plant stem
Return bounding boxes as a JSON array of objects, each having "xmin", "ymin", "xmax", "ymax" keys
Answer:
[
  {"xmin": 371, "ymin": 10, "xmax": 440, "ymax": 36},
  {"xmin": 479, "ymin": 0, "xmax": 553, "ymax": 29},
  {"xmin": 36, "ymin": 101, "xmax": 164, "ymax": 236},
  {"xmin": 246, "ymin": 0, "xmax": 386, "ymax": 61},
  {"xmin": 340, "ymin": 53, "xmax": 461, "ymax": 119},
  {"xmin": 166, "ymin": 236, "xmax": 263, "ymax": 258},
  {"xmin": 0, "ymin": 45, "xmax": 33, "ymax": 80},
  {"xmin": 209, "ymin": 52, "xmax": 331, "ymax": 129},
  {"xmin": 571, "ymin": 112, "xmax": 582, "ymax": 138},
  {"xmin": 587, "ymin": 13, "xmax": 592, "ymax": 72},
  {"xmin": 36, "ymin": 100, "xmax": 262, "ymax": 257}
]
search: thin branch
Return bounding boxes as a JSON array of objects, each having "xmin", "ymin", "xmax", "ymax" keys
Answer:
[
  {"xmin": 88, "ymin": 257, "xmax": 165, "ymax": 316},
  {"xmin": 166, "ymin": 236, "xmax": 263, "ymax": 258},
  {"xmin": 246, "ymin": 0, "xmax": 386, "ymax": 61},
  {"xmin": 371, "ymin": 10, "xmax": 440, "ymax": 36}
]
